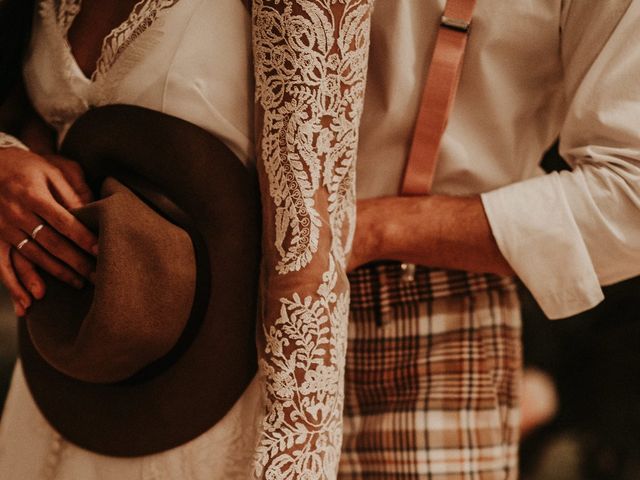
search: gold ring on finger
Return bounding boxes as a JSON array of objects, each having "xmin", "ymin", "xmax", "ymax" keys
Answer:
[
  {"xmin": 16, "ymin": 238, "xmax": 30, "ymax": 250},
  {"xmin": 30, "ymin": 223, "xmax": 45, "ymax": 240}
]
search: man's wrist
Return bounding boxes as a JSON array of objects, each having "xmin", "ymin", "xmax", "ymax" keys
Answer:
[
  {"xmin": 378, "ymin": 195, "xmax": 438, "ymax": 262},
  {"xmin": 374, "ymin": 194, "xmax": 514, "ymax": 275},
  {"xmin": 355, "ymin": 197, "xmax": 390, "ymax": 264}
]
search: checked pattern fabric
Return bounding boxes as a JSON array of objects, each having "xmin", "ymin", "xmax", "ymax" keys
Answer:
[{"xmin": 340, "ymin": 261, "xmax": 522, "ymax": 479}]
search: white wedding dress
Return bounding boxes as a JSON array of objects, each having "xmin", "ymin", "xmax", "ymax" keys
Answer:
[
  {"xmin": 0, "ymin": 0, "xmax": 375, "ymax": 477},
  {"xmin": 0, "ymin": 0, "xmax": 263, "ymax": 478}
]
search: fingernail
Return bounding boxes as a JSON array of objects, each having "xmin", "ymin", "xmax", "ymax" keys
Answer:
[
  {"xmin": 73, "ymin": 279, "xmax": 84, "ymax": 290},
  {"xmin": 13, "ymin": 301, "xmax": 24, "ymax": 317},
  {"xmin": 30, "ymin": 283, "xmax": 44, "ymax": 300},
  {"xmin": 91, "ymin": 244, "xmax": 99, "ymax": 256},
  {"xmin": 20, "ymin": 298, "xmax": 31, "ymax": 312}
]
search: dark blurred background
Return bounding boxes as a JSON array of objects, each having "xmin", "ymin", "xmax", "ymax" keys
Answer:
[{"xmin": 520, "ymin": 277, "xmax": 640, "ymax": 480}]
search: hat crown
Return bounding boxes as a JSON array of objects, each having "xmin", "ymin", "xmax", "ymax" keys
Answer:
[{"xmin": 27, "ymin": 178, "xmax": 197, "ymax": 383}]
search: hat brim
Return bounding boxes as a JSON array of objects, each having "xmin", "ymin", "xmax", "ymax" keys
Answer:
[{"xmin": 19, "ymin": 105, "xmax": 261, "ymax": 456}]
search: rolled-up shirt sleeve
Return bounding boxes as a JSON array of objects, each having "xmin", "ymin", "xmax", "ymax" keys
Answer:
[{"xmin": 481, "ymin": 1, "xmax": 640, "ymax": 319}]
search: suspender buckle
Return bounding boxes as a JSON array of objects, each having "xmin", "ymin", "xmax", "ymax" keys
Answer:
[{"xmin": 441, "ymin": 15, "xmax": 471, "ymax": 33}]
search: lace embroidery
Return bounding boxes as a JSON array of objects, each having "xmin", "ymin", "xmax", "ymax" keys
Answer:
[
  {"xmin": 252, "ymin": 1, "xmax": 372, "ymax": 478},
  {"xmin": 0, "ymin": 133, "xmax": 29, "ymax": 151},
  {"xmin": 93, "ymin": 0, "xmax": 181, "ymax": 80},
  {"xmin": 56, "ymin": 0, "xmax": 181, "ymax": 81}
]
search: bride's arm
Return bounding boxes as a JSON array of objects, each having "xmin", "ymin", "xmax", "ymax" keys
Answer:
[{"xmin": 251, "ymin": 1, "xmax": 373, "ymax": 478}]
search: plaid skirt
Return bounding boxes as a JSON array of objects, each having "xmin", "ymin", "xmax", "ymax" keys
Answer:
[{"xmin": 340, "ymin": 262, "xmax": 522, "ymax": 479}]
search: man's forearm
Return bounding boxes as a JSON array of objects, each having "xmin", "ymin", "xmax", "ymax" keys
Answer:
[{"xmin": 355, "ymin": 195, "xmax": 514, "ymax": 276}]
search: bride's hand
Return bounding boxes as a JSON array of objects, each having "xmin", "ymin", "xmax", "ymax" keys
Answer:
[
  {"xmin": 1, "ymin": 240, "xmax": 39, "ymax": 316},
  {"xmin": 0, "ymin": 147, "xmax": 98, "ymax": 314}
]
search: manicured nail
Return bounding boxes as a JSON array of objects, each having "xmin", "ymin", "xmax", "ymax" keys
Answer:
[{"xmin": 91, "ymin": 244, "xmax": 99, "ymax": 256}]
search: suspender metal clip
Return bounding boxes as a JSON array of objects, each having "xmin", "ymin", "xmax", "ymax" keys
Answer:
[
  {"xmin": 400, "ymin": 263, "xmax": 417, "ymax": 283},
  {"xmin": 441, "ymin": 15, "xmax": 471, "ymax": 33}
]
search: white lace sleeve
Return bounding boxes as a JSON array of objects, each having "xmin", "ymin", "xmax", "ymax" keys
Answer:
[
  {"xmin": 251, "ymin": 0, "xmax": 373, "ymax": 478},
  {"xmin": 0, "ymin": 132, "xmax": 29, "ymax": 151}
]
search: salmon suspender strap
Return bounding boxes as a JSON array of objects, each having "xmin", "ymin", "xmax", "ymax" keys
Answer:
[{"xmin": 400, "ymin": 0, "xmax": 477, "ymax": 196}]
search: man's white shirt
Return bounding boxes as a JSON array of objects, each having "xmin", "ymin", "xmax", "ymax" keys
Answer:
[{"xmin": 356, "ymin": 0, "xmax": 640, "ymax": 318}]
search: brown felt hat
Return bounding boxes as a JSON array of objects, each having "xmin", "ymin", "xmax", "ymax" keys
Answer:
[{"xmin": 19, "ymin": 104, "xmax": 261, "ymax": 457}]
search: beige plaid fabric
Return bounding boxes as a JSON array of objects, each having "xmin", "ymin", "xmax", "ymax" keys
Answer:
[{"xmin": 340, "ymin": 262, "xmax": 522, "ymax": 479}]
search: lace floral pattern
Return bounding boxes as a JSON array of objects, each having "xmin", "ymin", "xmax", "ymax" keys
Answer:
[
  {"xmin": 92, "ymin": 0, "xmax": 181, "ymax": 80},
  {"xmin": 55, "ymin": 0, "xmax": 181, "ymax": 81},
  {"xmin": 252, "ymin": 1, "xmax": 373, "ymax": 478},
  {"xmin": 32, "ymin": 0, "xmax": 181, "ymax": 135}
]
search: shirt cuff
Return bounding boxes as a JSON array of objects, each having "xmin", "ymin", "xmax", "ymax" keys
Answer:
[
  {"xmin": 481, "ymin": 172, "xmax": 604, "ymax": 319},
  {"xmin": 0, "ymin": 132, "xmax": 29, "ymax": 151}
]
